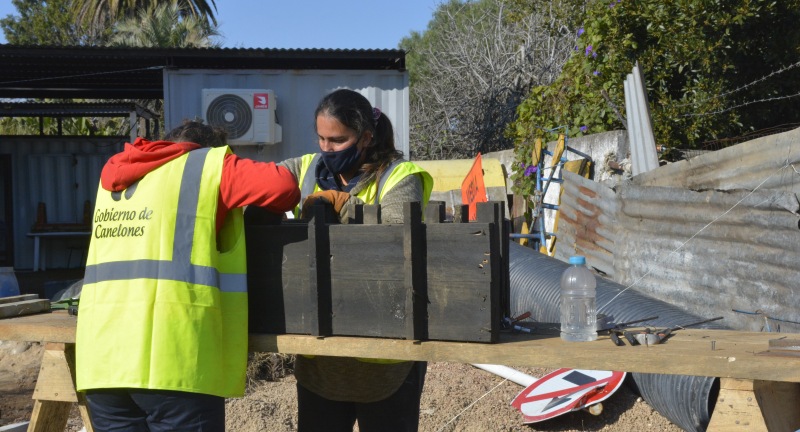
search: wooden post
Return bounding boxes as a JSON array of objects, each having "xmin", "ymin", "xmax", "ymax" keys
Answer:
[
  {"xmin": 28, "ymin": 343, "xmax": 94, "ymax": 432},
  {"xmin": 425, "ymin": 201, "xmax": 445, "ymax": 224},
  {"xmin": 707, "ymin": 378, "xmax": 800, "ymax": 431},
  {"xmin": 363, "ymin": 204, "xmax": 381, "ymax": 225},
  {"xmin": 403, "ymin": 202, "xmax": 427, "ymax": 340},
  {"xmin": 453, "ymin": 204, "xmax": 469, "ymax": 223},
  {"xmin": 308, "ymin": 204, "xmax": 332, "ymax": 336},
  {"xmin": 477, "ymin": 202, "xmax": 502, "ymax": 343}
]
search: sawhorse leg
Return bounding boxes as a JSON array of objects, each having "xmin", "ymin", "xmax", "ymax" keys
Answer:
[
  {"xmin": 28, "ymin": 343, "xmax": 93, "ymax": 432},
  {"xmin": 707, "ymin": 378, "xmax": 800, "ymax": 431}
]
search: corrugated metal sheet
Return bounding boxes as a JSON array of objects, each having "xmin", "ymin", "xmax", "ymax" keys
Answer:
[
  {"xmin": 555, "ymin": 171, "xmax": 618, "ymax": 276},
  {"xmin": 555, "ymin": 127, "xmax": 800, "ymax": 332},
  {"xmin": 0, "ymin": 136, "xmax": 122, "ymax": 270},
  {"xmin": 0, "ymin": 44, "xmax": 406, "ymax": 99},
  {"xmin": 164, "ymin": 69, "xmax": 409, "ymax": 163},
  {"xmin": 634, "ymin": 126, "xmax": 800, "ymax": 195}
]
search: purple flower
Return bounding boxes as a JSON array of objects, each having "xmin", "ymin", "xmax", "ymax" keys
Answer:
[
  {"xmin": 577, "ymin": 28, "xmax": 585, "ymax": 37},
  {"xmin": 592, "ymin": 52, "xmax": 597, "ymax": 58},
  {"xmin": 580, "ymin": 126, "xmax": 588, "ymax": 133},
  {"xmin": 593, "ymin": 70, "xmax": 600, "ymax": 76},
  {"xmin": 574, "ymin": 45, "xmax": 579, "ymax": 51},
  {"xmin": 585, "ymin": 45, "xmax": 593, "ymax": 56},
  {"xmin": 524, "ymin": 165, "xmax": 537, "ymax": 177}
]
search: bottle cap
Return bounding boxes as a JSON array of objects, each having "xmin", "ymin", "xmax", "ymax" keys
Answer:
[{"xmin": 569, "ymin": 256, "xmax": 586, "ymax": 265}]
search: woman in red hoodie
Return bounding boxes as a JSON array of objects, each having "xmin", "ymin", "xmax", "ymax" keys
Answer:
[{"xmin": 76, "ymin": 120, "xmax": 300, "ymax": 431}]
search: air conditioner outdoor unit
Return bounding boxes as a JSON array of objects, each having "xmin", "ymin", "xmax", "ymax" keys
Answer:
[{"xmin": 201, "ymin": 89, "xmax": 282, "ymax": 145}]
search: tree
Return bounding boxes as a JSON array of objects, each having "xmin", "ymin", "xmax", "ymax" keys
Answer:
[
  {"xmin": 402, "ymin": 0, "xmax": 578, "ymax": 160},
  {"xmin": 0, "ymin": 0, "xmax": 109, "ymax": 45},
  {"xmin": 110, "ymin": 2, "xmax": 221, "ymax": 48},
  {"xmin": 72, "ymin": 0, "xmax": 218, "ymax": 39},
  {"xmin": 510, "ymin": 0, "xmax": 800, "ymax": 151}
]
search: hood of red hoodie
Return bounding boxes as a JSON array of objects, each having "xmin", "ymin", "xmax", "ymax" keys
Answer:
[{"xmin": 101, "ymin": 137, "xmax": 202, "ymax": 192}]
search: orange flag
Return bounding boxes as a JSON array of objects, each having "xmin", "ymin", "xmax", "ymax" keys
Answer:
[{"xmin": 461, "ymin": 153, "xmax": 488, "ymax": 221}]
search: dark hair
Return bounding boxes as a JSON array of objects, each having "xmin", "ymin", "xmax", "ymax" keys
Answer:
[
  {"xmin": 164, "ymin": 120, "xmax": 227, "ymax": 148},
  {"xmin": 314, "ymin": 89, "xmax": 403, "ymax": 176}
]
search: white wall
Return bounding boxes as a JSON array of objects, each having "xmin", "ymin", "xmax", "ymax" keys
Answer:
[{"xmin": 164, "ymin": 69, "xmax": 410, "ymax": 163}]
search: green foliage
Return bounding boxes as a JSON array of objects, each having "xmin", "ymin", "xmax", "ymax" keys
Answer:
[
  {"xmin": 72, "ymin": 0, "xmax": 219, "ymax": 30},
  {"xmin": 0, "ymin": 114, "xmax": 125, "ymax": 136},
  {"xmin": 0, "ymin": 0, "xmax": 110, "ymax": 45},
  {"xmin": 110, "ymin": 2, "xmax": 221, "ymax": 48},
  {"xmin": 509, "ymin": 0, "xmax": 800, "ymax": 199}
]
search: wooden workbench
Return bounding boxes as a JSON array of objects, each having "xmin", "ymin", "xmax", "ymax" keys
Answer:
[{"xmin": 2, "ymin": 311, "xmax": 799, "ymax": 431}]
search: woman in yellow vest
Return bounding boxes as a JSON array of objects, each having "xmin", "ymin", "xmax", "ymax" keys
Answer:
[
  {"xmin": 76, "ymin": 121, "xmax": 300, "ymax": 431},
  {"xmin": 280, "ymin": 89, "xmax": 433, "ymax": 432}
]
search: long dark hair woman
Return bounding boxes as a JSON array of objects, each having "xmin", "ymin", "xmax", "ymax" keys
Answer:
[{"xmin": 279, "ymin": 88, "xmax": 433, "ymax": 432}]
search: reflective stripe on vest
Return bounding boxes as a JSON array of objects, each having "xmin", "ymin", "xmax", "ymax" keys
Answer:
[
  {"xmin": 83, "ymin": 148, "xmax": 245, "ymax": 292},
  {"xmin": 300, "ymin": 153, "xmax": 402, "ymax": 204}
]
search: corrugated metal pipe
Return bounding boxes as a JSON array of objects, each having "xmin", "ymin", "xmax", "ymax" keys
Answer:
[{"xmin": 508, "ymin": 242, "xmax": 727, "ymax": 432}]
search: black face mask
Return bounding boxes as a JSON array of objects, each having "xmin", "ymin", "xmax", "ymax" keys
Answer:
[{"xmin": 320, "ymin": 140, "xmax": 361, "ymax": 175}]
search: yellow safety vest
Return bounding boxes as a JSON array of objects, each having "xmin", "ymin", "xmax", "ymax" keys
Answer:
[
  {"xmin": 297, "ymin": 153, "xmax": 433, "ymax": 363},
  {"xmin": 296, "ymin": 153, "xmax": 434, "ymax": 218},
  {"xmin": 76, "ymin": 146, "xmax": 249, "ymax": 397}
]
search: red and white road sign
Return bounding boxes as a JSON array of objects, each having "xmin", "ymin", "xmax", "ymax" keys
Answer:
[{"xmin": 510, "ymin": 369, "xmax": 626, "ymax": 423}]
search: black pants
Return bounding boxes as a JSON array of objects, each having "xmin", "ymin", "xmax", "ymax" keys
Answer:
[
  {"xmin": 297, "ymin": 361, "xmax": 427, "ymax": 432},
  {"xmin": 84, "ymin": 388, "xmax": 225, "ymax": 432}
]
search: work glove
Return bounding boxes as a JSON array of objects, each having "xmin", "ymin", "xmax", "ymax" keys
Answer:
[{"xmin": 301, "ymin": 190, "xmax": 351, "ymax": 219}]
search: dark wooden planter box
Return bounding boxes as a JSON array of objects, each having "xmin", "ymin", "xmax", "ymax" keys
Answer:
[{"xmin": 245, "ymin": 201, "xmax": 509, "ymax": 343}]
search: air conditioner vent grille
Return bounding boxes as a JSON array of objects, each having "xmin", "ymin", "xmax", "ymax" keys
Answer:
[{"xmin": 204, "ymin": 94, "xmax": 252, "ymax": 140}]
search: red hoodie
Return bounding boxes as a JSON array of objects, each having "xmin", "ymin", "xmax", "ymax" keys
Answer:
[{"xmin": 100, "ymin": 138, "xmax": 300, "ymax": 231}]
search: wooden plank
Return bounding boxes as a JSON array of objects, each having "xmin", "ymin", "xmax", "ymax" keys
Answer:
[
  {"xmin": 706, "ymin": 378, "xmax": 800, "ymax": 431},
  {"xmin": 425, "ymin": 223, "xmax": 493, "ymax": 283},
  {"xmin": 33, "ymin": 343, "xmax": 78, "ymax": 403},
  {"xmin": 28, "ymin": 342, "xmax": 76, "ymax": 432},
  {"xmin": 328, "ymin": 225, "xmax": 404, "ymax": 280},
  {"xmin": 477, "ymin": 202, "xmax": 503, "ymax": 343},
  {"xmin": 403, "ymin": 202, "xmax": 427, "ymax": 341},
  {"xmin": 0, "ymin": 299, "xmax": 51, "ymax": 319},
  {"xmin": 425, "ymin": 212, "xmax": 501, "ymax": 342},
  {"xmin": 425, "ymin": 201, "xmax": 445, "ymax": 223},
  {"xmin": 246, "ymin": 223, "xmax": 312, "ymax": 334},
  {"xmin": 308, "ymin": 206, "xmax": 332, "ymax": 336},
  {"xmin": 708, "ymin": 378, "xmax": 769, "ymax": 431},
  {"xmin": 3, "ymin": 312, "xmax": 800, "ymax": 382},
  {"xmin": 753, "ymin": 380, "xmax": 800, "ymax": 431},
  {"xmin": 330, "ymin": 279, "xmax": 407, "ymax": 338},
  {"xmin": 363, "ymin": 204, "xmax": 381, "ymax": 225},
  {"xmin": 328, "ymin": 224, "xmax": 406, "ymax": 337},
  {"xmin": 246, "ymin": 330, "xmax": 800, "ymax": 383},
  {"xmin": 27, "ymin": 400, "xmax": 71, "ymax": 432},
  {"xmin": 0, "ymin": 294, "xmax": 38, "ymax": 304},
  {"xmin": 427, "ymin": 280, "xmax": 495, "ymax": 342}
]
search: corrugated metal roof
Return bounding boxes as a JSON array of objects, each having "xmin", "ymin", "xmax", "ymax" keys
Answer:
[
  {"xmin": 0, "ymin": 44, "xmax": 406, "ymax": 99},
  {"xmin": 0, "ymin": 102, "xmax": 157, "ymax": 118}
]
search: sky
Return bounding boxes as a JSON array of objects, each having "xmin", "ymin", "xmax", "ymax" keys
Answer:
[{"xmin": 0, "ymin": 0, "xmax": 441, "ymax": 49}]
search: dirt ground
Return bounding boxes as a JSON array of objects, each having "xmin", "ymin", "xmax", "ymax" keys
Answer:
[{"xmin": 0, "ymin": 341, "xmax": 682, "ymax": 432}]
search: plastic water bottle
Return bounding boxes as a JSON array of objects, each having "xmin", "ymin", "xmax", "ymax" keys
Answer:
[
  {"xmin": 0, "ymin": 267, "xmax": 20, "ymax": 298},
  {"xmin": 560, "ymin": 256, "xmax": 597, "ymax": 342}
]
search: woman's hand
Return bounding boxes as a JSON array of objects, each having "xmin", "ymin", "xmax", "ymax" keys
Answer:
[{"xmin": 301, "ymin": 190, "xmax": 351, "ymax": 218}]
